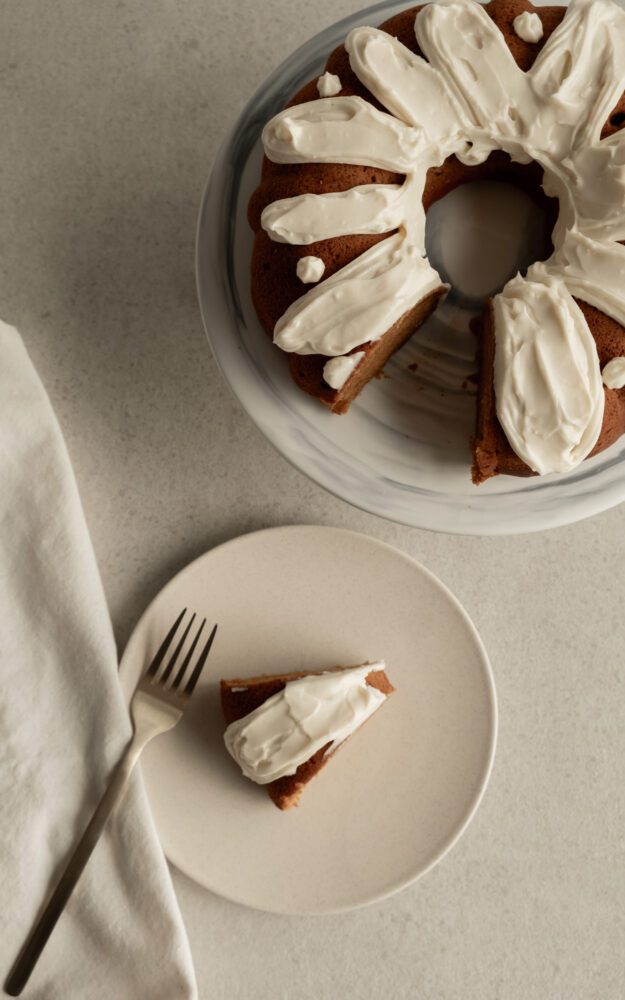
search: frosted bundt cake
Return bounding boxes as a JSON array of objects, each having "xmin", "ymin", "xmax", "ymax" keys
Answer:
[
  {"xmin": 221, "ymin": 663, "xmax": 394, "ymax": 809},
  {"xmin": 248, "ymin": 0, "xmax": 625, "ymax": 484}
]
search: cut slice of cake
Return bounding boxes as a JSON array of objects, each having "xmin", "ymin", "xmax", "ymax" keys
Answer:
[{"xmin": 221, "ymin": 662, "xmax": 394, "ymax": 810}]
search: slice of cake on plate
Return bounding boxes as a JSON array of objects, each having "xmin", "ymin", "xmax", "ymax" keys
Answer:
[{"xmin": 221, "ymin": 662, "xmax": 394, "ymax": 809}]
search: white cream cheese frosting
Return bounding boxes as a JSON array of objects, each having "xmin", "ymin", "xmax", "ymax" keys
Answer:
[
  {"xmin": 317, "ymin": 71, "xmax": 342, "ymax": 97},
  {"xmin": 602, "ymin": 357, "xmax": 625, "ymax": 390},
  {"xmin": 323, "ymin": 351, "xmax": 365, "ymax": 389},
  {"xmin": 262, "ymin": 183, "xmax": 406, "ymax": 244},
  {"xmin": 493, "ymin": 273, "xmax": 605, "ymax": 474},
  {"xmin": 259, "ymin": 0, "xmax": 625, "ymax": 476},
  {"xmin": 296, "ymin": 255, "xmax": 325, "ymax": 283},
  {"xmin": 513, "ymin": 12, "xmax": 544, "ymax": 44},
  {"xmin": 273, "ymin": 232, "xmax": 443, "ymax": 356},
  {"xmin": 223, "ymin": 664, "xmax": 388, "ymax": 785}
]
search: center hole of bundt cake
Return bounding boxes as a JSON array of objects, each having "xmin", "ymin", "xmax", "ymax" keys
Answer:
[{"xmin": 424, "ymin": 180, "xmax": 553, "ymax": 309}]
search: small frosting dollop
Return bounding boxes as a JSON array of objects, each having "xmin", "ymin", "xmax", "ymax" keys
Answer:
[
  {"xmin": 323, "ymin": 351, "xmax": 365, "ymax": 390},
  {"xmin": 602, "ymin": 357, "xmax": 625, "ymax": 390},
  {"xmin": 296, "ymin": 255, "xmax": 326, "ymax": 284},
  {"xmin": 512, "ymin": 11, "xmax": 544, "ymax": 44},
  {"xmin": 317, "ymin": 71, "xmax": 342, "ymax": 97},
  {"xmin": 223, "ymin": 664, "xmax": 388, "ymax": 784}
]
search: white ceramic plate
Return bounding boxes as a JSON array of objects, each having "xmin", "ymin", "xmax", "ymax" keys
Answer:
[
  {"xmin": 118, "ymin": 525, "xmax": 497, "ymax": 914},
  {"xmin": 195, "ymin": 0, "xmax": 625, "ymax": 535}
]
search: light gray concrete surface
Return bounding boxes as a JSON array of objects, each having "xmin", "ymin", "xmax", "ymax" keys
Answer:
[{"xmin": 2, "ymin": 2, "xmax": 624, "ymax": 998}]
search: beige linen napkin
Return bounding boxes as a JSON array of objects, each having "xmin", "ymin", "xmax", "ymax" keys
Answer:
[{"xmin": 0, "ymin": 321, "xmax": 197, "ymax": 999}]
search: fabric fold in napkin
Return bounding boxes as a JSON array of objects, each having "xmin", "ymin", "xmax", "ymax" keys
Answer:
[{"xmin": 0, "ymin": 321, "xmax": 198, "ymax": 999}]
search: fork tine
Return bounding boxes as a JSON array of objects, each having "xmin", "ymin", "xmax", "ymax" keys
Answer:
[
  {"xmin": 158, "ymin": 612, "xmax": 196, "ymax": 685},
  {"xmin": 172, "ymin": 618, "xmax": 206, "ymax": 689},
  {"xmin": 184, "ymin": 623, "xmax": 218, "ymax": 696},
  {"xmin": 146, "ymin": 609, "xmax": 186, "ymax": 677}
]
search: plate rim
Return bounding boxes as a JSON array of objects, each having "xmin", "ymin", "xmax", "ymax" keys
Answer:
[{"xmin": 119, "ymin": 524, "xmax": 498, "ymax": 914}]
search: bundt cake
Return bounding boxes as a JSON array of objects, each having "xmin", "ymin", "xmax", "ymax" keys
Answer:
[
  {"xmin": 247, "ymin": 0, "xmax": 625, "ymax": 484},
  {"xmin": 221, "ymin": 662, "xmax": 394, "ymax": 809}
]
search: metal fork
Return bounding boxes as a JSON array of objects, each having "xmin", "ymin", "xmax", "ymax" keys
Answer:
[{"xmin": 6, "ymin": 609, "xmax": 217, "ymax": 997}]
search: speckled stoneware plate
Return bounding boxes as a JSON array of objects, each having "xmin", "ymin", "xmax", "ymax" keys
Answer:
[
  {"xmin": 196, "ymin": 0, "xmax": 625, "ymax": 534},
  {"xmin": 118, "ymin": 526, "xmax": 497, "ymax": 914}
]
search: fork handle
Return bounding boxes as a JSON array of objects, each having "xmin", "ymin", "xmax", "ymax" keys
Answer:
[{"xmin": 5, "ymin": 732, "xmax": 147, "ymax": 997}]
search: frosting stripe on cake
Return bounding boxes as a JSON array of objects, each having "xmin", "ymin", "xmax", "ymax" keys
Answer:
[
  {"xmin": 259, "ymin": 0, "xmax": 625, "ymax": 476},
  {"xmin": 273, "ymin": 233, "xmax": 443, "ymax": 356},
  {"xmin": 261, "ymin": 184, "xmax": 406, "ymax": 244},
  {"xmin": 415, "ymin": 0, "xmax": 533, "ymax": 153},
  {"xmin": 539, "ymin": 231, "xmax": 625, "ymax": 329},
  {"xmin": 493, "ymin": 274, "xmax": 605, "ymax": 475},
  {"xmin": 262, "ymin": 96, "xmax": 424, "ymax": 171}
]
